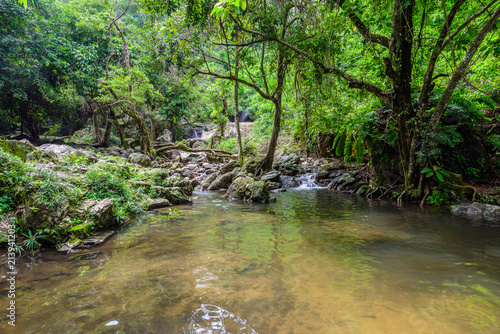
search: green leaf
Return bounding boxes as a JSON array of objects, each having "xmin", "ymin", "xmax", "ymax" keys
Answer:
[
  {"xmin": 436, "ymin": 172, "xmax": 444, "ymax": 182},
  {"xmin": 425, "ymin": 171, "xmax": 434, "ymax": 178},
  {"xmin": 421, "ymin": 167, "xmax": 433, "ymax": 174},
  {"xmin": 440, "ymin": 170, "xmax": 450, "ymax": 177},
  {"xmin": 235, "ymin": 0, "xmax": 240, "ymax": 8},
  {"xmin": 241, "ymin": 0, "xmax": 246, "ymax": 10}
]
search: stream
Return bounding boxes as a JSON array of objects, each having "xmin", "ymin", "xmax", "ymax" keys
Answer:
[{"xmin": 1, "ymin": 189, "xmax": 500, "ymax": 333}]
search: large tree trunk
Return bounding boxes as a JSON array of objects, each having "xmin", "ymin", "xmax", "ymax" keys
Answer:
[{"xmin": 386, "ymin": 0, "xmax": 416, "ymax": 191}]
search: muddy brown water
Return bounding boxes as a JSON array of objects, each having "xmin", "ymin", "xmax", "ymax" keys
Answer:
[{"xmin": 1, "ymin": 189, "xmax": 500, "ymax": 333}]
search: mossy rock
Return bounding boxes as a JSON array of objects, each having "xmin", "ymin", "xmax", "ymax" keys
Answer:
[
  {"xmin": 0, "ymin": 140, "xmax": 35, "ymax": 162},
  {"xmin": 226, "ymin": 176, "xmax": 271, "ymax": 203}
]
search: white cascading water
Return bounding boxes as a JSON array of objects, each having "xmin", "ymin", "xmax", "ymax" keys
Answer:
[{"xmin": 294, "ymin": 173, "xmax": 324, "ymax": 189}]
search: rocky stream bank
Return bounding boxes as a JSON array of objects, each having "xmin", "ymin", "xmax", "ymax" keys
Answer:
[{"xmin": 2, "ymin": 137, "xmax": 499, "ymax": 253}]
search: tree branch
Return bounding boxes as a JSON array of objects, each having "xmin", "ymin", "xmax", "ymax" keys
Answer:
[
  {"xmin": 331, "ymin": 0, "xmax": 390, "ymax": 48},
  {"xmin": 429, "ymin": 6, "xmax": 500, "ymax": 132}
]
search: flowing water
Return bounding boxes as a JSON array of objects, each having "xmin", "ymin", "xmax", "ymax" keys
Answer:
[{"xmin": 1, "ymin": 189, "xmax": 500, "ymax": 333}]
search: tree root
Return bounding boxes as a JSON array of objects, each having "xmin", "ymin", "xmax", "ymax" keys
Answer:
[{"xmin": 444, "ymin": 182, "xmax": 477, "ymax": 201}]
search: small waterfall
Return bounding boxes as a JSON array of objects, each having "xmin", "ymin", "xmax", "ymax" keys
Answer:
[
  {"xmin": 240, "ymin": 111, "xmax": 249, "ymax": 122},
  {"xmin": 190, "ymin": 128, "xmax": 205, "ymax": 139},
  {"xmin": 294, "ymin": 173, "xmax": 323, "ymax": 189},
  {"xmin": 190, "ymin": 128, "xmax": 199, "ymax": 138}
]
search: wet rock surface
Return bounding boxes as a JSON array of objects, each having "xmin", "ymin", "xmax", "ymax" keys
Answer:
[{"xmin": 450, "ymin": 202, "xmax": 500, "ymax": 220}]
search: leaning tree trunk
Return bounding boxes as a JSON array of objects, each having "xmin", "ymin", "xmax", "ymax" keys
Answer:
[
  {"xmin": 260, "ymin": 51, "xmax": 287, "ymax": 173},
  {"xmin": 234, "ymin": 43, "xmax": 243, "ymax": 160}
]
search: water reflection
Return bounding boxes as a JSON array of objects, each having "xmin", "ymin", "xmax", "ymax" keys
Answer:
[{"xmin": 1, "ymin": 189, "xmax": 499, "ymax": 333}]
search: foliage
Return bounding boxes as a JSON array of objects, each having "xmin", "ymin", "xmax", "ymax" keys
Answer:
[
  {"xmin": 425, "ymin": 186, "xmax": 456, "ymax": 206},
  {"xmin": 421, "ymin": 165, "xmax": 450, "ymax": 183},
  {"xmin": 20, "ymin": 230, "xmax": 44, "ymax": 255}
]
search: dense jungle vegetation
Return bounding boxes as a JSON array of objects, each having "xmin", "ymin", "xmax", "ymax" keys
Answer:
[{"xmin": 1, "ymin": 0, "xmax": 500, "ymax": 212}]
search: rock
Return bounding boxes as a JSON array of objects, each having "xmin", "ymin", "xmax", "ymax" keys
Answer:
[
  {"xmin": 39, "ymin": 143, "xmax": 74, "ymax": 155},
  {"xmin": 157, "ymin": 129, "xmax": 173, "ymax": 142},
  {"xmin": 280, "ymin": 175, "xmax": 298, "ymax": 188},
  {"xmin": 273, "ymin": 155, "xmax": 302, "ymax": 176},
  {"xmin": 201, "ymin": 173, "xmax": 217, "ymax": 189},
  {"xmin": 467, "ymin": 202, "xmax": 485, "ymax": 216},
  {"xmin": 266, "ymin": 181, "xmax": 282, "ymax": 190},
  {"xmin": 450, "ymin": 205, "xmax": 468, "ymax": 215},
  {"xmin": 78, "ymin": 198, "xmax": 115, "ymax": 228},
  {"xmin": 73, "ymin": 149, "xmax": 99, "ymax": 163},
  {"xmin": 329, "ymin": 171, "xmax": 359, "ymax": 190},
  {"xmin": 180, "ymin": 151, "xmax": 208, "ymax": 163},
  {"xmin": 152, "ymin": 186, "xmax": 191, "ymax": 204},
  {"xmin": 243, "ymin": 157, "xmax": 265, "ymax": 174},
  {"xmin": 186, "ymin": 138, "xmax": 208, "ymax": 148},
  {"xmin": 57, "ymin": 238, "xmax": 82, "ymax": 252},
  {"xmin": 173, "ymin": 178, "xmax": 194, "ymax": 195},
  {"xmin": 451, "ymin": 202, "xmax": 500, "ymax": 220},
  {"xmin": 81, "ymin": 231, "xmax": 115, "ymax": 247},
  {"xmin": 192, "ymin": 141, "xmax": 206, "ymax": 149},
  {"xmin": 314, "ymin": 170, "xmax": 330, "ymax": 182},
  {"xmin": 262, "ymin": 170, "xmax": 281, "ymax": 182},
  {"xmin": 0, "ymin": 139, "xmax": 35, "ymax": 161},
  {"xmin": 146, "ymin": 198, "xmax": 170, "ymax": 210},
  {"xmin": 226, "ymin": 177, "xmax": 271, "ymax": 203},
  {"xmin": 208, "ymin": 172, "xmax": 234, "ymax": 191},
  {"xmin": 220, "ymin": 160, "xmax": 239, "ymax": 174},
  {"xmin": 128, "ymin": 153, "xmax": 151, "ymax": 167}
]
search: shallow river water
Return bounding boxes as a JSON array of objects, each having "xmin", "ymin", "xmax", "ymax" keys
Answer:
[{"xmin": 1, "ymin": 189, "xmax": 500, "ymax": 333}]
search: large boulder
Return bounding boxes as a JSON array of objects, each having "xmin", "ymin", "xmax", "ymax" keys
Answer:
[
  {"xmin": 226, "ymin": 176, "xmax": 270, "ymax": 203},
  {"xmin": 152, "ymin": 186, "xmax": 191, "ymax": 204},
  {"xmin": 0, "ymin": 139, "xmax": 35, "ymax": 161},
  {"xmin": 273, "ymin": 155, "xmax": 302, "ymax": 176},
  {"xmin": 450, "ymin": 202, "xmax": 500, "ymax": 220},
  {"xmin": 128, "ymin": 153, "xmax": 152, "ymax": 167},
  {"xmin": 314, "ymin": 170, "xmax": 330, "ymax": 182},
  {"xmin": 265, "ymin": 181, "xmax": 282, "ymax": 191},
  {"xmin": 180, "ymin": 151, "xmax": 208, "ymax": 163},
  {"xmin": 243, "ymin": 157, "xmax": 265, "ymax": 174},
  {"xmin": 220, "ymin": 160, "xmax": 239, "ymax": 174},
  {"xmin": 208, "ymin": 172, "xmax": 234, "ymax": 191},
  {"xmin": 38, "ymin": 144, "xmax": 98, "ymax": 164},
  {"xmin": 77, "ymin": 198, "xmax": 115, "ymax": 229},
  {"xmin": 262, "ymin": 170, "xmax": 281, "ymax": 182},
  {"xmin": 329, "ymin": 171, "xmax": 359, "ymax": 190}
]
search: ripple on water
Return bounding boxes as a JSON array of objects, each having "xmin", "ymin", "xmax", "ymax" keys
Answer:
[{"xmin": 186, "ymin": 304, "xmax": 257, "ymax": 334}]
